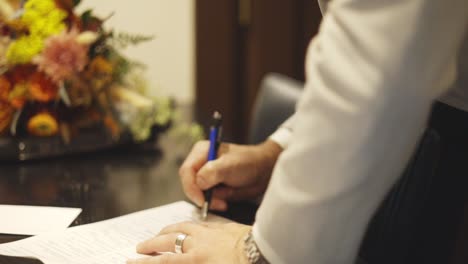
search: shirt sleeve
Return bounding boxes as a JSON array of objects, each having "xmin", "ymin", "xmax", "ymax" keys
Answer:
[
  {"xmin": 254, "ymin": 0, "xmax": 467, "ymax": 263},
  {"xmin": 268, "ymin": 115, "xmax": 296, "ymax": 149}
]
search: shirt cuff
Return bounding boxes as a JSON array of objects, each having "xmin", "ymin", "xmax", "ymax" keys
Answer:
[
  {"xmin": 268, "ymin": 127, "xmax": 292, "ymax": 149},
  {"xmin": 252, "ymin": 223, "xmax": 286, "ymax": 264}
]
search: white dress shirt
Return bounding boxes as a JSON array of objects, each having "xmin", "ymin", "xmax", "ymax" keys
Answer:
[{"xmin": 253, "ymin": 0, "xmax": 468, "ymax": 263}]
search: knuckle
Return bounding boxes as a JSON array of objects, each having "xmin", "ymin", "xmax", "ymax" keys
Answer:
[
  {"xmin": 211, "ymin": 165, "xmax": 225, "ymax": 182},
  {"xmin": 196, "ymin": 172, "xmax": 209, "ymax": 185},
  {"xmin": 159, "ymin": 226, "xmax": 171, "ymax": 234},
  {"xmin": 218, "ymin": 142, "xmax": 229, "ymax": 154},
  {"xmin": 194, "ymin": 140, "xmax": 208, "ymax": 150},
  {"xmin": 171, "ymin": 223, "xmax": 183, "ymax": 232},
  {"xmin": 178, "ymin": 165, "xmax": 189, "ymax": 179},
  {"xmin": 204, "ymin": 162, "xmax": 219, "ymax": 180},
  {"xmin": 160, "ymin": 222, "xmax": 179, "ymax": 234}
]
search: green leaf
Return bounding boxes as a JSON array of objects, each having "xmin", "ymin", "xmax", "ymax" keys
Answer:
[
  {"xmin": 80, "ymin": 9, "xmax": 104, "ymax": 31},
  {"xmin": 73, "ymin": 0, "xmax": 81, "ymax": 7},
  {"xmin": 81, "ymin": 9, "xmax": 93, "ymax": 23}
]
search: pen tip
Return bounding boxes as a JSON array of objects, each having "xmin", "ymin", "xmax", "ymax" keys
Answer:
[
  {"xmin": 213, "ymin": 111, "xmax": 222, "ymax": 120},
  {"xmin": 201, "ymin": 202, "xmax": 209, "ymax": 220}
]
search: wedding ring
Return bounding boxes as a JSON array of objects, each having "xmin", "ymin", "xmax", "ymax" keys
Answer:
[{"xmin": 175, "ymin": 233, "xmax": 188, "ymax": 254}]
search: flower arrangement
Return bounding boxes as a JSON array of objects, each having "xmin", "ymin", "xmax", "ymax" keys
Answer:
[{"xmin": 0, "ymin": 0, "xmax": 172, "ymax": 143}]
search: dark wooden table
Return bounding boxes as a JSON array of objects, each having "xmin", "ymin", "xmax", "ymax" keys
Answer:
[
  {"xmin": 0, "ymin": 128, "xmax": 257, "ymax": 263},
  {"xmin": 0, "ymin": 136, "xmax": 183, "ymax": 238}
]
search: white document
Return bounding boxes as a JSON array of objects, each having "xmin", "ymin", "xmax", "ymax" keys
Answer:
[
  {"xmin": 0, "ymin": 205, "xmax": 82, "ymax": 236},
  {"xmin": 0, "ymin": 201, "xmax": 230, "ymax": 264}
]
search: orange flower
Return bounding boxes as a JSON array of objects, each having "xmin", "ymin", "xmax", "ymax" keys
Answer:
[
  {"xmin": 9, "ymin": 65, "xmax": 35, "ymax": 83},
  {"xmin": 28, "ymin": 72, "xmax": 58, "ymax": 102},
  {"xmin": 0, "ymin": 76, "xmax": 11, "ymax": 102},
  {"xmin": 0, "ymin": 101, "xmax": 13, "ymax": 134},
  {"xmin": 103, "ymin": 114, "xmax": 120, "ymax": 140},
  {"xmin": 4, "ymin": 19, "xmax": 28, "ymax": 35},
  {"xmin": 8, "ymin": 82, "xmax": 27, "ymax": 109},
  {"xmin": 88, "ymin": 56, "xmax": 113, "ymax": 75},
  {"xmin": 10, "ymin": 97, "xmax": 25, "ymax": 109},
  {"xmin": 66, "ymin": 74, "xmax": 92, "ymax": 106},
  {"xmin": 27, "ymin": 112, "xmax": 59, "ymax": 137},
  {"xmin": 85, "ymin": 56, "xmax": 113, "ymax": 91}
]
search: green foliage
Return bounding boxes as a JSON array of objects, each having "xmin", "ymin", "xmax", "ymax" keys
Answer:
[
  {"xmin": 81, "ymin": 9, "xmax": 92, "ymax": 22},
  {"xmin": 105, "ymin": 48, "xmax": 130, "ymax": 83},
  {"xmin": 110, "ymin": 32, "xmax": 155, "ymax": 49},
  {"xmin": 114, "ymin": 95, "xmax": 174, "ymax": 142},
  {"xmin": 170, "ymin": 122, "xmax": 205, "ymax": 142},
  {"xmin": 80, "ymin": 9, "xmax": 104, "ymax": 31}
]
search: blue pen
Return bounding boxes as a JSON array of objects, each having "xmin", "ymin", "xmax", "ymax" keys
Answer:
[{"xmin": 201, "ymin": 111, "xmax": 222, "ymax": 220}]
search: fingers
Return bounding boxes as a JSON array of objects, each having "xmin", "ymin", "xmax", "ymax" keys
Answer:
[
  {"xmin": 180, "ymin": 173, "xmax": 204, "ymax": 207},
  {"xmin": 179, "ymin": 141, "xmax": 210, "ymax": 206},
  {"xmin": 196, "ymin": 158, "xmax": 229, "ymax": 190},
  {"xmin": 137, "ymin": 233, "xmax": 194, "ymax": 255},
  {"xmin": 209, "ymin": 197, "xmax": 228, "ymax": 211},
  {"xmin": 158, "ymin": 221, "xmax": 202, "ymax": 236},
  {"xmin": 137, "ymin": 222, "xmax": 203, "ymax": 256},
  {"xmin": 127, "ymin": 254, "xmax": 193, "ymax": 264},
  {"xmin": 181, "ymin": 141, "xmax": 209, "ymax": 172},
  {"xmin": 180, "ymin": 141, "xmax": 259, "ymax": 210},
  {"xmin": 212, "ymin": 186, "xmax": 234, "ymax": 200}
]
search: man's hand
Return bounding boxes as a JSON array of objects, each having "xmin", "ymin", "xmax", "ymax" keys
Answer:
[
  {"xmin": 127, "ymin": 222, "xmax": 251, "ymax": 264},
  {"xmin": 179, "ymin": 140, "xmax": 282, "ymax": 211}
]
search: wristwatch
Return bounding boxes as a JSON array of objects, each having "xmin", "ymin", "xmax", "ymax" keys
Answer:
[{"xmin": 243, "ymin": 230, "xmax": 270, "ymax": 264}]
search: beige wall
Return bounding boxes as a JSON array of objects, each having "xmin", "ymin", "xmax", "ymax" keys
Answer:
[{"xmin": 79, "ymin": 0, "xmax": 195, "ymax": 102}]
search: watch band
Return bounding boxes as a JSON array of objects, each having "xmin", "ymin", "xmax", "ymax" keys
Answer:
[{"xmin": 243, "ymin": 230, "xmax": 270, "ymax": 264}]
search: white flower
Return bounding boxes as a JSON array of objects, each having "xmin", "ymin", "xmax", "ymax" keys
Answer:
[
  {"xmin": 76, "ymin": 31, "xmax": 99, "ymax": 45},
  {"xmin": 0, "ymin": 36, "xmax": 11, "ymax": 68}
]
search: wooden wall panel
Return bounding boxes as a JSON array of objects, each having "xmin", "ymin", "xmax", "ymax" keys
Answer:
[
  {"xmin": 195, "ymin": 0, "xmax": 241, "ymax": 141},
  {"xmin": 196, "ymin": 0, "xmax": 321, "ymax": 142}
]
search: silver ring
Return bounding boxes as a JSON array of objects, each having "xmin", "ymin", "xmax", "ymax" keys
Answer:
[{"xmin": 175, "ymin": 233, "xmax": 188, "ymax": 254}]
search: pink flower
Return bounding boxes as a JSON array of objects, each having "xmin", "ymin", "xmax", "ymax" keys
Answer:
[{"xmin": 34, "ymin": 29, "xmax": 89, "ymax": 83}]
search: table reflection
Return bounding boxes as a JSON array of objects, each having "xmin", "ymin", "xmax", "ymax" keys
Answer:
[
  {"xmin": 0, "ymin": 133, "xmax": 189, "ymax": 243},
  {"xmin": 0, "ymin": 255, "xmax": 44, "ymax": 264}
]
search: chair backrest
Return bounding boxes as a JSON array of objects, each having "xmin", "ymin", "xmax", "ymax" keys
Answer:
[
  {"xmin": 248, "ymin": 73, "xmax": 303, "ymax": 144},
  {"xmin": 359, "ymin": 129, "xmax": 440, "ymax": 264}
]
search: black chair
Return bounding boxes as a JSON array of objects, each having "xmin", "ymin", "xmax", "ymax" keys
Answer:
[
  {"xmin": 249, "ymin": 73, "xmax": 302, "ymax": 144},
  {"xmin": 249, "ymin": 73, "xmax": 441, "ymax": 264}
]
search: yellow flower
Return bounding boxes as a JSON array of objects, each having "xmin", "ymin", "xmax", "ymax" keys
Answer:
[
  {"xmin": 27, "ymin": 112, "xmax": 58, "ymax": 137},
  {"xmin": 21, "ymin": 0, "xmax": 66, "ymax": 38},
  {"xmin": 6, "ymin": 35, "xmax": 43, "ymax": 64},
  {"xmin": 28, "ymin": 10, "xmax": 66, "ymax": 37},
  {"xmin": 24, "ymin": 0, "xmax": 56, "ymax": 15}
]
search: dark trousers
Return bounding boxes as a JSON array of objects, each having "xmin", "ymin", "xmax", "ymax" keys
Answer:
[{"xmin": 359, "ymin": 102, "xmax": 468, "ymax": 264}]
